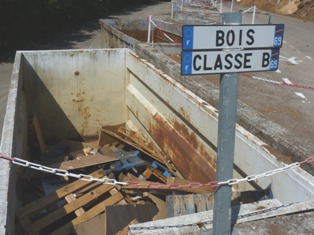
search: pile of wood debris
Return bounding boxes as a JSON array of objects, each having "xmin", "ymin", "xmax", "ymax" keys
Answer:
[{"xmin": 16, "ymin": 124, "xmax": 272, "ymax": 235}]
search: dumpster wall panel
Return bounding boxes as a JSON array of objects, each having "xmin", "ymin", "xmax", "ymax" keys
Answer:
[
  {"xmin": 125, "ymin": 53, "xmax": 217, "ymax": 182},
  {"xmin": 0, "ymin": 53, "xmax": 25, "ymax": 235},
  {"xmin": 21, "ymin": 50, "xmax": 127, "ymax": 142}
]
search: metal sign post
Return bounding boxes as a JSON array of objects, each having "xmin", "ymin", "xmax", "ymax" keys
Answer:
[
  {"xmin": 180, "ymin": 10, "xmax": 284, "ymax": 235},
  {"xmin": 212, "ymin": 12, "xmax": 241, "ymax": 235}
]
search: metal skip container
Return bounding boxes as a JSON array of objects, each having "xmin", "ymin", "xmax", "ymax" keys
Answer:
[{"xmin": 1, "ymin": 49, "xmax": 314, "ymax": 234}]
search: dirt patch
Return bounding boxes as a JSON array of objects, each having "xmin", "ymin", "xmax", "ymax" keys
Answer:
[
  {"xmin": 294, "ymin": 0, "xmax": 314, "ymax": 21},
  {"xmin": 239, "ymin": 0, "xmax": 314, "ymax": 21}
]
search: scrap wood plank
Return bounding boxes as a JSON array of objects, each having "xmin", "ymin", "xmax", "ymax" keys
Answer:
[
  {"xmin": 17, "ymin": 169, "xmax": 106, "ymax": 219},
  {"xmin": 73, "ymin": 212, "xmax": 106, "ymax": 235},
  {"xmin": 104, "ymin": 203, "xmax": 159, "ymax": 235},
  {"xmin": 117, "ymin": 126, "xmax": 182, "ymax": 178},
  {"xmin": 183, "ymin": 194, "xmax": 195, "ymax": 215},
  {"xmin": 101, "ymin": 128, "xmax": 180, "ymax": 177},
  {"xmin": 51, "ymin": 192, "xmax": 124, "ymax": 235},
  {"xmin": 166, "ymin": 195, "xmax": 186, "ymax": 217},
  {"xmin": 48, "ymin": 153, "xmax": 118, "ymax": 170},
  {"xmin": 143, "ymin": 166, "xmax": 167, "ymax": 183},
  {"xmin": 166, "ymin": 193, "xmax": 214, "ymax": 217},
  {"xmin": 143, "ymin": 192, "xmax": 167, "ymax": 220},
  {"xmin": 98, "ymin": 124, "xmax": 125, "ymax": 147},
  {"xmin": 117, "ymin": 126, "xmax": 166, "ymax": 160},
  {"xmin": 65, "ymin": 194, "xmax": 85, "ymax": 217},
  {"xmin": 101, "ymin": 128, "xmax": 163, "ymax": 163},
  {"xmin": 27, "ymin": 184, "xmax": 115, "ymax": 234}
]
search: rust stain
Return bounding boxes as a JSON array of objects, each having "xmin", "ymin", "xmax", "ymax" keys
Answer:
[
  {"xmin": 81, "ymin": 106, "xmax": 91, "ymax": 136},
  {"xmin": 199, "ymin": 143, "xmax": 216, "ymax": 169},
  {"xmin": 72, "ymin": 92, "xmax": 84, "ymax": 102},
  {"xmin": 173, "ymin": 120, "xmax": 198, "ymax": 149},
  {"xmin": 178, "ymin": 107, "xmax": 191, "ymax": 123},
  {"xmin": 149, "ymin": 113, "xmax": 216, "ymax": 183}
]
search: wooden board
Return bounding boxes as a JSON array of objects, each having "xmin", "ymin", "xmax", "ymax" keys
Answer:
[
  {"xmin": 98, "ymin": 124, "xmax": 124, "ymax": 147},
  {"xmin": 17, "ymin": 169, "xmax": 106, "ymax": 218},
  {"xmin": 104, "ymin": 203, "xmax": 159, "ymax": 235},
  {"xmin": 74, "ymin": 212, "xmax": 106, "ymax": 235},
  {"xmin": 49, "ymin": 153, "xmax": 118, "ymax": 170},
  {"xmin": 166, "ymin": 193, "xmax": 214, "ymax": 217},
  {"xmin": 53, "ymin": 193, "xmax": 124, "ymax": 235},
  {"xmin": 144, "ymin": 192, "xmax": 167, "ymax": 220},
  {"xmin": 16, "ymin": 169, "xmax": 124, "ymax": 235}
]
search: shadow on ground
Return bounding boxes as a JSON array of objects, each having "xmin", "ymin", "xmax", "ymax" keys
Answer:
[{"xmin": 0, "ymin": 0, "xmax": 166, "ymax": 63}]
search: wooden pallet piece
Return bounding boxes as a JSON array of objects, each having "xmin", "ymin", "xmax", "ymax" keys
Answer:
[
  {"xmin": 17, "ymin": 169, "xmax": 108, "ymax": 235},
  {"xmin": 51, "ymin": 192, "xmax": 124, "ymax": 235},
  {"xmin": 166, "ymin": 195, "xmax": 186, "ymax": 217},
  {"xmin": 17, "ymin": 169, "xmax": 106, "ymax": 218},
  {"xmin": 194, "ymin": 194, "xmax": 207, "ymax": 213},
  {"xmin": 183, "ymin": 194, "xmax": 195, "ymax": 215},
  {"xmin": 166, "ymin": 193, "xmax": 215, "ymax": 217},
  {"xmin": 27, "ymin": 184, "xmax": 115, "ymax": 234},
  {"xmin": 65, "ymin": 194, "xmax": 85, "ymax": 217}
]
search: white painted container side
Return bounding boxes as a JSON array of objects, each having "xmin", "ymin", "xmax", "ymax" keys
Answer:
[{"xmin": 0, "ymin": 49, "xmax": 313, "ymax": 235}]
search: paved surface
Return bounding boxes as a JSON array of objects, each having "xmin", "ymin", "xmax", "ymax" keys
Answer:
[{"xmin": 229, "ymin": 3, "xmax": 314, "ymax": 155}]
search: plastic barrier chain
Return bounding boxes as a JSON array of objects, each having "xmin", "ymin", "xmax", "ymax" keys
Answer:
[
  {"xmin": 1, "ymin": 153, "xmax": 313, "ymax": 189},
  {"xmin": 241, "ymin": 73, "xmax": 314, "ymax": 91}
]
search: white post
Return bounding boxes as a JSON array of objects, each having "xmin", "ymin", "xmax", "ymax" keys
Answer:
[
  {"xmin": 147, "ymin": 15, "xmax": 152, "ymax": 43},
  {"xmin": 230, "ymin": 0, "xmax": 234, "ymax": 12},
  {"xmin": 171, "ymin": 1, "xmax": 174, "ymax": 19},
  {"xmin": 252, "ymin": 5, "xmax": 256, "ymax": 24},
  {"xmin": 152, "ymin": 25, "xmax": 154, "ymax": 48}
]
